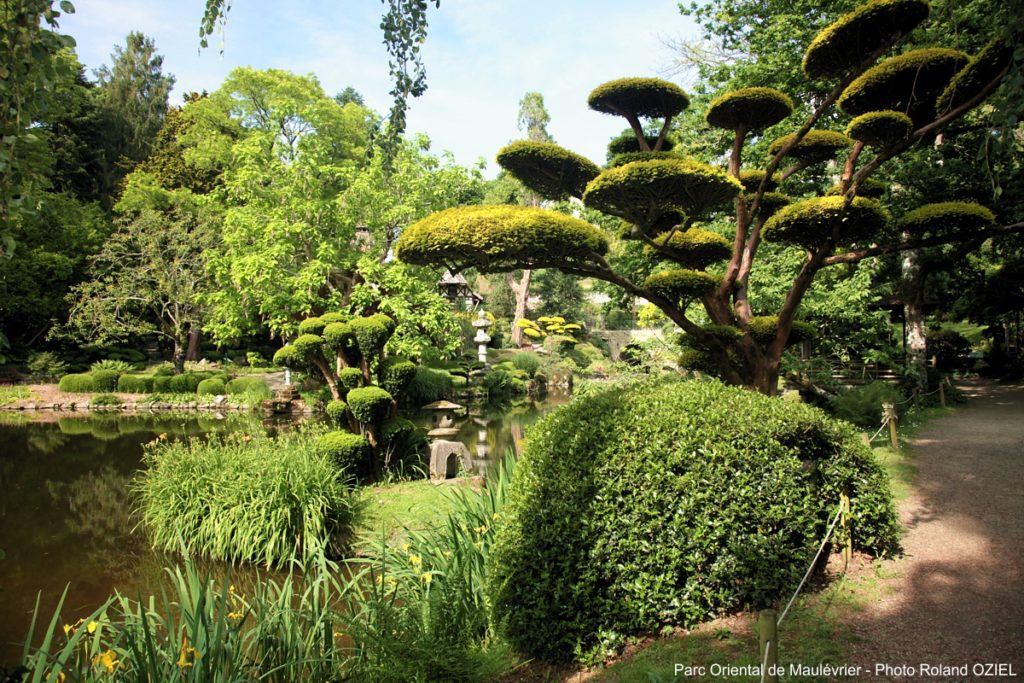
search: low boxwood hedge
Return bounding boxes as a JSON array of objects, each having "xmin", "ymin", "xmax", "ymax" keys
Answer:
[
  {"xmin": 58, "ymin": 373, "xmax": 96, "ymax": 393},
  {"xmin": 488, "ymin": 377, "xmax": 900, "ymax": 662},
  {"xmin": 117, "ymin": 375, "xmax": 154, "ymax": 393}
]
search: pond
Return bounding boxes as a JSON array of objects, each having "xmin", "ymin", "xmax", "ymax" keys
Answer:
[{"xmin": 0, "ymin": 395, "xmax": 567, "ymax": 664}]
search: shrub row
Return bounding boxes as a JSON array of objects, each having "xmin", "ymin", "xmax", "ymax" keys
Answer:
[{"xmin": 58, "ymin": 370, "xmax": 269, "ymax": 399}]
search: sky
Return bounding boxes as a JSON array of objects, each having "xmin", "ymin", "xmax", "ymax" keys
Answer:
[{"xmin": 58, "ymin": 0, "xmax": 701, "ymax": 177}]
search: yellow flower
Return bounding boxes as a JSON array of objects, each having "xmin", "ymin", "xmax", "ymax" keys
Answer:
[
  {"xmin": 56, "ymin": 673, "xmax": 66, "ymax": 683},
  {"xmin": 401, "ymin": 543, "xmax": 411, "ymax": 553},
  {"xmin": 474, "ymin": 525, "xmax": 488, "ymax": 534},
  {"xmin": 177, "ymin": 634, "xmax": 200, "ymax": 669},
  {"xmin": 158, "ymin": 432, "xmax": 168, "ymax": 440},
  {"xmin": 227, "ymin": 610, "xmax": 244, "ymax": 623},
  {"xmin": 492, "ymin": 513, "xmax": 500, "ymax": 520},
  {"xmin": 420, "ymin": 572, "xmax": 433, "ymax": 585},
  {"xmin": 408, "ymin": 553, "xmax": 422, "ymax": 568},
  {"xmin": 87, "ymin": 621, "xmax": 98, "ymax": 634},
  {"xmin": 63, "ymin": 618, "xmax": 84, "ymax": 637},
  {"xmin": 92, "ymin": 650, "xmax": 119, "ymax": 674}
]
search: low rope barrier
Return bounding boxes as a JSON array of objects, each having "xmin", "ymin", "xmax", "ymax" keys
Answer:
[
  {"xmin": 778, "ymin": 502, "xmax": 844, "ymax": 626},
  {"xmin": 866, "ymin": 416, "xmax": 892, "ymax": 443}
]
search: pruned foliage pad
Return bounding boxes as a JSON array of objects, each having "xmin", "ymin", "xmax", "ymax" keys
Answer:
[{"xmin": 488, "ymin": 378, "xmax": 900, "ymax": 662}]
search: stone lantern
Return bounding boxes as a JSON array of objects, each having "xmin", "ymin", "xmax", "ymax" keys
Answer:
[{"xmin": 472, "ymin": 311, "xmax": 492, "ymax": 365}]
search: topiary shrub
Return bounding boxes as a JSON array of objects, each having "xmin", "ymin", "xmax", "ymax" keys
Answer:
[
  {"xmin": 316, "ymin": 430, "xmax": 369, "ymax": 475},
  {"xmin": 225, "ymin": 377, "xmax": 271, "ymax": 398},
  {"xmin": 489, "ymin": 377, "xmax": 900, "ymax": 662},
  {"xmin": 496, "ymin": 140, "xmax": 602, "ymax": 200},
  {"xmin": 406, "ymin": 367, "xmax": 453, "ymax": 405},
  {"xmin": 763, "ymin": 195, "xmax": 890, "ymax": 247},
  {"xmin": 643, "ymin": 269, "xmax": 722, "ymax": 305},
  {"xmin": 169, "ymin": 372, "xmax": 211, "ymax": 394},
  {"xmin": 768, "ymin": 129, "xmax": 852, "ymax": 163},
  {"xmin": 117, "ymin": 375, "xmax": 154, "ymax": 393},
  {"xmin": 151, "ymin": 375, "xmax": 172, "ymax": 393},
  {"xmin": 90, "ymin": 393, "xmax": 123, "ymax": 407},
  {"xmin": 90, "ymin": 369, "xmax": 120, "ymax": 392},
  {"xmin": 378, "ymin": 356, "xmax": 417, "ymax": 397},
  {"xmin": 197, "ymin": 378, "xmax": 227, "ymax": 396},
  {"xmin": 325, "ymin": 399, "xmax": 349, "ymax": 426},
  {"xmin": 511, "ymin": 352, "xmax": 542, "ymax": 378},
  {"xmin": 58, "ymin": 373, "xmax": 96, "ymax": 393},
  {"xmin": 587, "ymin": 77, "xmax": 690, "ymax": 120},
  {"xmin": 337, "ymin": 367, "xmax": 365, "ymax": 393},
  {"xmin": 346, "ymin": 386, "xmax": 393, "ymax": 426},
  {"xmin": 829, "ymin": 381, "xmax": 904, "ymax": 428},
  {"xmin": 705, "ymin": 86, "xmax": 794, "ymax": 131}
]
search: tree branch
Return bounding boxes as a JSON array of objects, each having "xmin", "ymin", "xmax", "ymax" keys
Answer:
[{"xmin": 822, "ymin": 221, "xmax": 1024, "ymax": 266}]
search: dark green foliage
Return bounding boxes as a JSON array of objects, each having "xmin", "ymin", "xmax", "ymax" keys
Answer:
[
  {"xmin": 91, "ymin": 359, "xmax": 134, "ymax": 373},
  {"xmin": 607, "ymin": 132, "xmax": 674, "ymax": 156},
  {"xmin": 678, "ymin": 346, "xmax": 723, "ymax": 373},
  {"xmin": 607, "ymin": 150, "xmax": 684, "ymax": 168},
  {"xmin": 169, "ymin": 372, "xmax": 211, "ymax": 394},
  {"xmin": 225, "ymin": 377, "xmax": 271, "ymax": 399},
  {"xmin": 897, "ymin": 201, "xmax": 995, "ymax": 235},
  {"xmin": 379, "ymin": 416, "xmax": 424, "ymax": 464},
  {"xmin": 322, "ymin": 321, "xmax": 357, "ymax": 358},
  {"xmin": 396, "ymin": 205, "xmax": 609, "ymax": 273},
  {"xmin": 91, "ymin": 369, "xmax": 120, "ymax": 392},
  {"xmin": 346, "ymin": 386, "xmax": 393, "ymax": 425},
  {"xmin": 511, "ymin": 352, "xmax": 542, "ymax": 377},
  {"xmin": 338, "ymin": 367, "xmax": 365, "ymax": 393},
  {"xmin": 197, "ymin": 378, "xmax": 226, "ymax": 396},
  {"xmin": 763, "ymin": 196, "xmax": 890, "ymax": 247},
  {"xmin": 90, "ymin": 393, "xmax": 123, "ymax": 407},
  {"xmin": 748, "ymin": 316, "xmax": 816, "ymax": 345},
  {"xmin": 753, "ymin": 192, "xmax": 792, "ymax": 220},
  {"xmin": 350, "ymin": 314, "xmax": 396, "ymax": 359},
  {"xmin": 496, "ymin": 140, "xmax": 602, "ymax": 200},
  {"xmin": 825, "ymin": 178, "xmax": 888, "ymax": 198},
  {"xmin": 406, "ymin": 367, "xmax": 453, "ymax": 405},
  {"xmin": 838, "ymin": 48, "xmax": 969, "ymax": 125},
  {"xmin": 583, "ymin": 159, "xmax": 742, "ymax": 228},
  {"xmin": 768, "ymin": 129, "xmax": 852, "ymax": 164},
  {"xmin": 845, "ymin": 110, "xmax": 914, "ymax": 147},
  {"xmin": 316, "ymin": 430, "xmax": 369, "ymax": 474},
  {"xmin": 152, "ymin": 375, "xmax": 172, "ymax": 393},
  {"xmin": 643, "ymin": 269, "xmax": 721, "ymax": 304},
  {"xmin": 927, "ymin": 329, "xmax": 971, "ymax": 370},
  {"xmin": 292, "ymin": 334, "xmax": 326, "ymax": 360},
  {"xmin": 646, "ymin": 227, "xmax": 733, "ymax": 268},
  {"xmin": 705, "ymin": 87, "xmax": 794, "ymax": 131},
  {"xmin": 489, "ymin": 378, "xmax": 900, "ymax": 662},
  {"xmin": 298, "ymin": 316, "xmax": 327, "ymax": 336},
  {"xmin": 738, "ymin": 170, "xmax": 780, "ymax": 192},
  {"xmin": 325, "ymin": 399, "xmax": 349, "ymax": 426},
  {"xmin": 483, "ymin": 367, "xmax": 527, "ymax": 399},
  {"xmin": 117, "ymin": 375, "xmax": 154, "ymax": 393},
  {"xmin": 320, "ymin": 312, "xmax": 347, "ymax": 324},
  {"xmin": 802, "ymin": 0, "xmax": 930, "ymax": 79},
  {"xmin": 587, "ymin": 78, "xmax": 690, "ymax": 119},
  {"xmin": 936, "ymin": 35, "xmax": 1015, "ymax": 115},
  {"xmin": 829, "ymin": 381, "xmax": 904, "ymax": 428},
  {"xmin": 379, "ymin": 356, "xmax": 417, "ymax": 396}
]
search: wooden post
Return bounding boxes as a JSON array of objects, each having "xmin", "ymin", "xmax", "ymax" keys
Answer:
[
  {"xmin": 759, "ymin": 609, "xmax": 779, "ymax": 682},
  {"xmin": 883, "ymin": 402, "xmax": 898, "ymax": 449},
  {"xmin": 939, "ymin": 379, "xmax": 946, "ymax": 408},
  {"xmin": 841, "ymin": 493, "xmax": 852, "ymax": 571}
]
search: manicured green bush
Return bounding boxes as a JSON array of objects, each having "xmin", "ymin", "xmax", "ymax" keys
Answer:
[
  {"xmin": 380, "ymin": 417, "xmax": 425, "ymax": 466},
  {"xmin": 346, "ymin": 386, "xmax": 393, "ymax": 426},
  {"xmin": 338, "ymin": 367, "xmax": 365, "ymax": 393},
  {"xmin": 152, "ymin": 363, "xmax": 175, "ymax": 376},
  {"xmin": 137, "ymin": 428, "xmax": 356, "ymax": 565},
  {"xmin": 496, "ymin": 140, "xmax": 602, "ymax": 200},
  {"xmin": 151, "ymin": 375, "xmax": 172, "ymax": 393},
  {"xmin": 511, "ymin": 352, "xmax": 542, "ymax": 378},
  {"xmin": 829, "ymin": 381, "xmax": 905, "ymax": 428},
  {"xmin": 489, "ymin": 377, "xmax": 900, "ymax": 662},
  {"xmin": 845, "ymin": 110, "xmax": 913, "ymax": 147},
  {"xmin": 643, "ymin": 269, "xmax": 721, "ymax": 304},
  {"xmin": 91, "ymin": 369, "xmax": 120, "ymax": 392},
  {"xmin": 168, "ymin": 371, "xmax": 212, "ymax": 394},
  {"xmin": 90, "ymin": 393, "xmax": 123, "ymax": 407},
  {"xmin": 767, "ymin": 129, "xmax": 852, "ymax": 163},
  {"xmin": 936, "ymin": 35, "xmax": 1015, "ymax": 115},
  {"xmin": 226, "ymin": 377, "xmax": 271, "ymax": 398},
  {"xmin": 705, "ymin": 86, "xmax": 793, "ymax": 131},
  {"xmin": 587, "ymin": 77, "xmax": 690, "ymax": 119},
  {"xmin": 197, "ymin": 378, "xmax": 227, "ymax": 396},
  {"xmin": 58, "ymin": 373, "xmax": 96, "ymax": 393},
  {"xmin": 316, "ymin": 430, "xmax": 369, "ymax": 474},
  {"xmin": 117, "ymin": 374, "xmax": 154, "ymax": 393},
  {"xmin": 763, "ymin": 195, "xmax": 890, "ymax": 247},
  {"xmin": 378, "ymin": 356, "xmax": 417, "ymax": 397},
  {"xmin": 407, "ymin": 367, "xmax": 453, "ymax": 405}
]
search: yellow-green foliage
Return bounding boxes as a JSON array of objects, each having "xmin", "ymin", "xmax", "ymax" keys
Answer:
[
  {"xmin": 346, "ymin": 386, "xmax": 393, "ymax": 426},
  {"xmin": 496, "ymin": 140, "xmax": 601, "ymax": 200},
  {"xmin": 316, "ymin": 430, "xmax": 369, "ymax": 473},
  {"xmin": 826, "ymin": 178, "xmax": 888, "ymax": 198},
  {"xmin": 763, "ymin": 196, "xmax": 890, "ymax": 247},
  {"xmin": 349, "ymin": 313, "xmax": 396, "ymax": 358},
  {"xmin": 322, "ymin": 321, "xmax": 356, "ymax": 355},
  {"xmin": 748, "ymin": 316, "xmax": 816, "ymax": 345},
  {"xmin": 583, "ymin": 158, "xmax": 742, "ymax": 227},
  {"xmin": 643, "ymin": 269, "xmax": 721, "ymax": 303},
  {"xmin": 838, "ymin": 48, "xmax": 969, "ymax": 124},
  {"xmin": 608, "ymin": 150, "xmax": 683, "ymax": 168},
  {"xmin": 272, "ymin": 344, "xmax": 302, "ymax": 368},
  {"xmin": 845, "ymin": 110, "xmax": 914, "ymax": 146},
  {"xmin": 291, "ymin": 334, "xmax": 325, "ymax": 359},
  {"xmin": 738, "ymin": 170, "xmax": 781, "ymax": 192},
  {"xmin": 802, "ymin": 0, "xmax": 930, "ymax": 79},
  {"xmin": 298, "ymin": 316, "xmax": 326, "ymax": 335},
  {"xmin": 645, "ymin": 227, "xmax": 732, "ymax": 268},
  {"xmin": 768, "ymin": 129, "xmax": 852, "ymax": 163},
  {"xmin": 607, "ymin": 132, "xmax": 674, "ymax": 156},
  {"xmin": 587, "ymin": 77, "xmax": 690, "ymax": 119},
  {"xmin": 936, "ymin": 35, "xmax": 1015, "ymax": 115},
  {"xmin": 750, "ymin": 192, "xmax": 792, "ymax": 220},
  {"xmin": 897, "ymin": 201, "xmax": 995, "ymax": 234},
  {"xmin": 677, "ymin": 346, "xmax": 719, "ymax": 372},
  {"xmin": 395, "ymin": 205, "xmax": 609, "ymax": 273},
  {"xmin": 705, "ymin": 87, "xmax": 794, "ymax": 131}
]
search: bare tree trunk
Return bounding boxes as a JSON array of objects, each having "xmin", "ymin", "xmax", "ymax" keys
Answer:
[
  {"xmin": 172, "ymin": 339, "xmax": 186, "ymax": 374},
  {"xmin": 185, "ymin": 328, "xmax": 201, "ymax": 361},
  {"xmin": 508, "ymin": 269, "xmax": 532, "ymax": 347},
  {"xmin": 901, "ymin": 237, "xmax": 928, "ymax": 395}
]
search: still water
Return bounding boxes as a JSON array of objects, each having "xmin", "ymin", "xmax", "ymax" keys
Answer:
[{"xmin": 0, "ymin": 396, "xmax": 566, "ymax": 664}]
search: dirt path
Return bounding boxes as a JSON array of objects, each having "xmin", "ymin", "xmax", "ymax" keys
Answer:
[{"xmin": 847, "ymin": 380, "xmax": 1024, "ymax": 681}]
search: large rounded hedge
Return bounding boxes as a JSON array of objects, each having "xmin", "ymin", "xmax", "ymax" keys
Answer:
[
  {"xmin": 845, "ymin": 110, "xmax": 913, "ymax": 147},
  {"xmin": 587, "ymin": 77, "xmax": 690, "ymax": 120},
  {"xmin": 936, "ymin": 35, "xmax": 1015, "ymax": 115},
  {"xmin": 897, "ymin": 201, "xmax": 995, "ymax": 235},
  {"xmin": 496, "ymin": 140, "xmax": 601, "ymax": 200},
  {"xmin": 705, "ymin": 87, "xmax": 793, "ymax": 131},
  {"xmin": 763, "ymin": 195, "xmax": 890, "ymax": 247},
  {"xmin": 643, "ymin": 269, "xmax": 721, "ymax": 304},
  {"xmin": 59, "ymin": 373, "xmax": 96, "ymax": 393},
  {"xmin": 488, "ymin": 378, "xmax": 900, "ymax": 662},
  {"xmin": 645, "ymin": 227, "xmax": 732, "ymax": 268}
]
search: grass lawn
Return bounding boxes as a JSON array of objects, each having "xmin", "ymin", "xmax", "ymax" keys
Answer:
[{"xmin": 355, "ymin": 479, "xmax": 459, "ymax": 541}]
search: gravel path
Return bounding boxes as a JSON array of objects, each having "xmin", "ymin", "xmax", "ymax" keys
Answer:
[{"xmin": 847, "ymin": 380, "xmax": 1024, "ymax": 681}]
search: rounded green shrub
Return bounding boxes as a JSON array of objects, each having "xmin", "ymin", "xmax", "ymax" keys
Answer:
[
  {"xmin": 646, "ymin": 227, "xmax": 732, "ymax": 268},
  {"xmin": 496, "ymin": 140, "xmax": 602, "ymax": 200},
  {"xmin": 297, "ymin": 316, "xmax": 326, "ymax": 336},
  {"xmin": 325, "ymin": 399, "xmax": 349, "ymax": 426},
  {"xmin": 346, "ymin": 386, "xmax": 393, "ymax": 426},
  {"xmin": 197, "ymin": 378, "xmax": 227, "ymax": 396},
  {"xmin": 226, "ymin": 377, "xmax": 271, "ymax": 398},
  {"xmin": 511, "ymin": 352, "xmax": 542, "ymax": 378},
  {"xmin": 90, "ymin": 393, "xmax": 123, "ymax": 407},
  {"xmin": 936, "ymin": 35, "xmax": 1015, "ymax": 115},
  {"xmin": 378, "ymin": 356, "xmax": 417, "ymax": 397},
  {"xmin": 489, "ymin": 378, "xmax": 900, "ymax": 662},
  {"xmin": 587, "ymin": 77, "xmax": 690, "ymax": 119},
  {"xmin": 705, "ymin": 87, "xmax": 794, "ymax": 131},
  {"xmin": 643, "ymin": 269, "xmax": 721, "ymax": 304},
  {"xmin": 802, "ymin": 0, "xmax": 930, "ymax": 79},
  {"xmin": 753, "ymin": 191, "xmax": 792, "ymax": 220},
  {"xmin": 152, "ymin": 375, "xmax": 172, "ymax": 393},
  {"xmin": 380, "ymin": 416, "xmax": 424, "ymax": 463},
  {"xmin": 152, "ymin": 364, "xmax": 175, "ymax": 377},
  {"xmin": 838, "ymin": 48, "xmax": 969, "ymax": 125},
  {"xmin": 738, "ymin": 170, "xmax": 781, "ymax": 192},
  {"xmin": 768, "ymin": 129, "xmax": 852, "ymax": 164},
  {"xmin": 406, "ymin": 367, "xmax": 453, "ymax": 405},
  {"xmin": 273, "ymin": 344, "xmax": 303, "ymax": 368},
  {"xmin": 316, "ymin": 430, "xmax": 369, "ymax": 474},
  {"xmin": 338, "ymin": 367, "xmax": 365, "ymax": 393},
  {"xmin": 748, "ymin": 316, "xmax": 816, "ymax": 346},
  {"xmin": 763, "ymin": 195, "xmax": 890, "ymax": 247},
  {"xmin": 322, "ymin": 321, "xmax": 356, "ymax": 356},
  {"xmin": 607, "ymin": 150, "xmax": 683, "ymax": 168},
  {"xmin": 897, "ymin": 201, "xmax": 995, "ymax": 235},
  {"xmin": 117, "ymin": 375, "xmax": 154, "ymax": 393},
  {"xmin": 396, "ymin": 205, "xmax": 609, "ymax": 274},
  {"xmin": 291, "ymin": 334, "xmax": 325, "ymax": 359},
  {"xmin": 90, "ymin": 369, "xmax": 120, "ymax": 392},
  {"xmin": 169, "ymin": 372, "xmax": 209, "ymax": 394},
  {"xmin": 845, "ymin": 110, "xmax": 913, "ymax": 147},
  {"xmin": 829, "ymin": 381, "xmax": 904, "ymax": 428}
]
